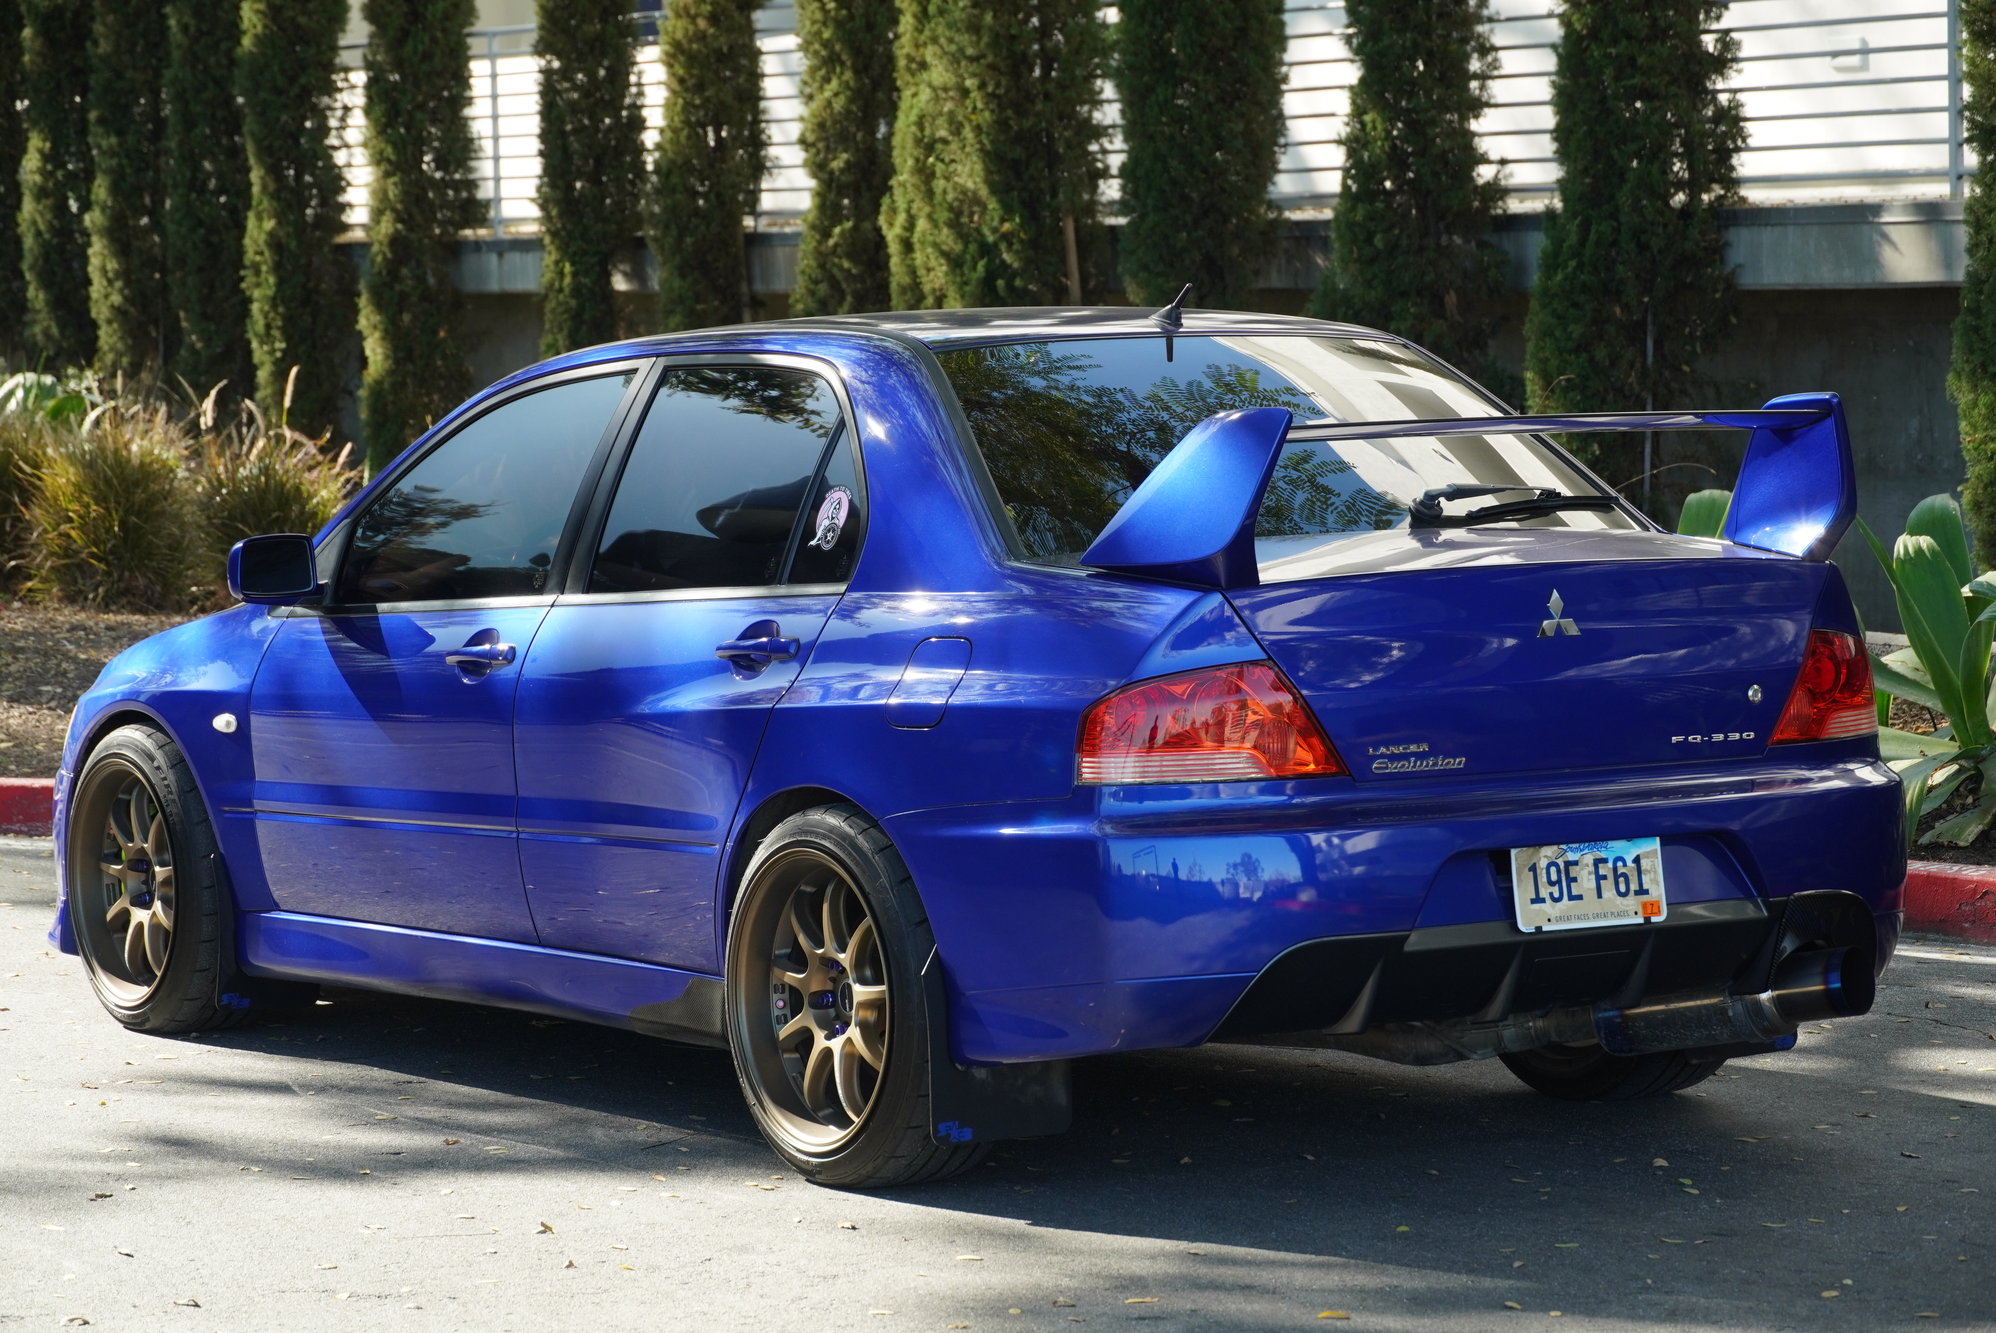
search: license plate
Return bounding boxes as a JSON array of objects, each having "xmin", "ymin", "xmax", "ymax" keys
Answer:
[{"xmin": 1509, "ymin": 837, "xmax": 1667, "ymax": 933}]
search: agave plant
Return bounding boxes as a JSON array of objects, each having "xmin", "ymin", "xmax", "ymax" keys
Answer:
[
  {"xmin": 1675, "ymin": 488, "xmax": 1731, "ymax": 538},
  {"xmin": 1860, "ymin": 495, "xmax": 1996, "ymax": 848}
]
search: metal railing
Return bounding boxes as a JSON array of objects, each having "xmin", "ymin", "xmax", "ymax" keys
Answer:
[{"xmin": 332, "ymin": 0, "xmax": 1971, "ymax": 239}]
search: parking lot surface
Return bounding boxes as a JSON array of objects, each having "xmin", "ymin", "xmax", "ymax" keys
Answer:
[{"xmin": 2, "ymin": 839, "xmax": 1991, "ymax": 1331}]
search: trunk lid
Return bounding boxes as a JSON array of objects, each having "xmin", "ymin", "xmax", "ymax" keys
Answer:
[{"xmin": 1227, "ymin": 529, "xmax": 1830, "ymax": 782}]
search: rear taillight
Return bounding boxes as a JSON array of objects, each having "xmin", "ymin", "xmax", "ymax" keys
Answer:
[
  {"xmin": 1077, "ymin": 661, "xmax": 1344, "ymax": 784},
  {"xmin": 1771, "ymin": 629, "xmax": 1876, "ymax": 744}
]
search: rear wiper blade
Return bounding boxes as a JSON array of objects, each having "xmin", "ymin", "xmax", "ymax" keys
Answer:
[
  {"xmin": 1423, "ymin": 494, "xmax": 1623, "ymax": 529},
  {"xmin": 1408, "ymin": 483, "xmax": 1555, "ymax": 527}
]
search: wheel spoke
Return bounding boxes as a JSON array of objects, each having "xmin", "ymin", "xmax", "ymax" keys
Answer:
[
  {"xmin": 820, "ymin": 885, "xmax": 842, "ymax": 958},
  {"xmin": 845, "ymin": 916, "xmax": 876, "ymax": 973},
  {"xmin": 144, "ymin": 805, "xmax": 169, "ymax": 860},
  {"xmin": 847, "ymin": 1007, "xmax": 888, "ymax": 1071},
  {"xmin": 771, "ymin": 963, "xmax": 809, "ymax": 993},
  {"xmin": 800, "ymin": 1037, "xmax": 835, "ymax": 1116},
  {"xmin": 104, "ymin": 891, "xmax": 132, "ymax": 928},
  {"xmin": 774, "ymin": 1012, "xmax": 815, "ymax": 1047},
  {"xmin": 121, "ymin": 914, "xmax": 148, "ymax": 977},
  {"xmin": 106, "ymin": 803, "xmax": 134, "ymax": 855},
  {"xmin": 143, "ymin": 916, "xmax": 169, "ymax": 974},
  {"xmin": 785, "ymin": 891, "xmax": 819, "ymax": 952},
  {"xmin": 100, "ymin": 860, "xmax": 135, "ymax": 885},
  {"xmin": 151, "ymin": 874, "xmax": 174, "ymax": 930},
  {"xmin": 126, "ymin": 788, "xmax": 149, "ymax": 857},
  {"xmin": 832, "ymin": 1038, "xmax": 870, "ymax": 1123}
]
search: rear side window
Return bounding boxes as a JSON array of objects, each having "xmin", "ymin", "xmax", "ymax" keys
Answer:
[
  {"xmin": 338, "ymin": 372, "xmax": 633, "ymax": 605},
  {"xmin": 589, "ymin": 367, "xmax": 851, "ymax": 593},
  {"xmin": 937, "ymin": 335, "xmax": 1623, "ymax": 568}
]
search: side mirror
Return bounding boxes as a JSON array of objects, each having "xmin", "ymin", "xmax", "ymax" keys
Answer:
[
  {"xmin": 228, "ymin": 534, "xmax": 320, "ymax": 605},
  {"xmin": 1721, "ymin": 391, "xmax": 1855, "ymax": 561}
]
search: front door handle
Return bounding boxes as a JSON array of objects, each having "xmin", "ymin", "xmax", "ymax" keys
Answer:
[
  {"xmin": 716, "ymin": 620, "xmax": 800, "ymax": 671},
  {"xmin": 445, "ymin": 640, "xmax": 517, "ymax": 671}
]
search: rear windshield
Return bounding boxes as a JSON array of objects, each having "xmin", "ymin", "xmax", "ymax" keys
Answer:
[{"xmin": 936, "ymin": 334, "xmax": 1629, "ymax": 567}]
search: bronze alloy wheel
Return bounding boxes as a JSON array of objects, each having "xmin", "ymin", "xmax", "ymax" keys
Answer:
[
  {"xmin": 733, "ymin": 847, "xmax": 892, "ymax": 1152},
  {"xmin": 72, "ymin": 760, "xmax": 179, "ymax": 1006}
]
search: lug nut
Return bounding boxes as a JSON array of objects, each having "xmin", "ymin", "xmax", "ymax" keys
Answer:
[{"xmin": 809, "ymin": 990, "xmax": 838, "ymax": 1010}]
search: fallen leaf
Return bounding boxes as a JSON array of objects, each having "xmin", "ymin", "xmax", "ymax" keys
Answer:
[
  {"xmin": 956, "ymin": 1255, "xmax": 983, "ymax": 1262},
  {"xmin": 1821, "ymin": 1291, "xmax": 1841, "ymax": 1299},
  {"xmin": 171, "ymin": 1299, "xmax": 200, "ymax": 1308},
  {"xmin": 537, "ymin": 1222, "xmax": 555, "ymax": 1234},
  {"xmin": 1651, "ymin": 1158, "xmax": 1668, "ymax": 1167},
  {"xmin": 1552, "ymin": 1242, "xmax": 1579, "ymax": 1249},
  {"xmin": 563, "ymin": 1260, "xmax": 576, "ymax": 1270},
  {"xmin": 1125, "ymin": 1298, "xmax": 1158, "ymax": 1304},
  {"xmin": 1902, "ymin": 1152, "xmax": 1922, "ymax": 1159},
  {"xmin": 1052, "ymin": 1298, "xmax": 1075, "ymax": 1307},
  {"xmin": 1762, "ymin": 1222, "xmax": 1787, "ymax": 1229},
  {"xmin": 113, "ymin": 1248, "xmax": 132, "ymax": 1259},
  {"xmin": 1395, "ymin": 1225, "xmax": 1410, "ymax": 1232},
  {"xmin": 1317, "ymin": 1313, "xmax": 1351, "ymax": 1320},
  {"xmin": 838, "ymin": 1221, "xmax": 857, "ymax": 1230},
  {"xmin": 1504, "ymin": 1302, "xmax": 1523, "ymax": 1311},
  {"xmin": 443, "ymin": 1139, "xmax": 459, "ymax": 1146}
]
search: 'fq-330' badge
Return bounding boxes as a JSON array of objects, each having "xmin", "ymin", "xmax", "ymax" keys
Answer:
[{"xmin": 810, "ymin": 486, "xmax": 853, "ymax": 551}]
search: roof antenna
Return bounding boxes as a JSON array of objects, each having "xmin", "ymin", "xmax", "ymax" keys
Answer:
[{"xmin": 1149, "ymin": 284, "xmax": 1192, "ymax": 361}]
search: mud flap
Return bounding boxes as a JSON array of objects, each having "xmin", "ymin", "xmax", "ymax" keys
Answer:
[{"xmin": 920, "ymin": 947, "xmax": 1071, "ymax": 1146}]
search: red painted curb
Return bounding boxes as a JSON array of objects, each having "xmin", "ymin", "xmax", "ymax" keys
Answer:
[
  {"xmin": 1904, "ymin": 860, "xmax": 1996, "ymax": 943},
  {"xmin": 0, "ymin": 776, "xmax": 53, "ymax": 837}
]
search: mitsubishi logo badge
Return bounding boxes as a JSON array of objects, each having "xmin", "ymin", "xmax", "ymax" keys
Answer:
[{"xmin": 1538, "ymin": 590, "xmax": 1579, "ymax": 637}]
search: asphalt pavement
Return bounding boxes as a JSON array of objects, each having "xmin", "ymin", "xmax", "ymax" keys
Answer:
[{"xmin": 2, "ymin": 838, "xmax": 1991, "ymax": 1332}]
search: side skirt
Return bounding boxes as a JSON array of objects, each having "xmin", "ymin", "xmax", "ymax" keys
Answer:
[{"xmin": 239, "ymin": 911, "xmax": 726, "ymax": 1046}]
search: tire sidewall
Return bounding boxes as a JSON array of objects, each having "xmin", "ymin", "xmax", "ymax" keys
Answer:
[
  {"xmin": 68, "ymin": 725, "xmax": 224, "ymax": 1033},
  {"xmin": 723, "ymin": 806, "xmax": 934, "ymax": 1185}
]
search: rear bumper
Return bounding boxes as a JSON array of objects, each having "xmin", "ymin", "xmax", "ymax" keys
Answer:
[{"xmin": 885, "ymin": 751, "xmax": 1903, "ymax": 1063}]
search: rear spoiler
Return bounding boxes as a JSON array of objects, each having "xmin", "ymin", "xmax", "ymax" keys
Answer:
[{"xmin": 1080, "ymin": 392, "xmax": 1854, "ymax": 590}]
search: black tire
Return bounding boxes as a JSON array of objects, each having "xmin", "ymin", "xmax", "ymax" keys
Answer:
[
  {"xmin": 67, "ymin": 724, "xmax": 253, "ymax": 1034},
  {"xmin": 723, "ymin": 804, "xmax": 986, "ymax": 1188},
  {"xmin": 1500, "ymin": 1043, "xmax": 1724, "ymax": 1101}
]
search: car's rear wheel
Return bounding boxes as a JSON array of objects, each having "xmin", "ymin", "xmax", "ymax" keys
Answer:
[
  {"xmin": 1500, "ymin": 1043, "xmax": 1724, "ymax": 1101},
  {"xmin": 723, "ymin": 805, "xmax": 985, "ymax": 1188},
  {"xmin": 68, "ymin": 725, "xmax": 251, "ymax": 1034}
]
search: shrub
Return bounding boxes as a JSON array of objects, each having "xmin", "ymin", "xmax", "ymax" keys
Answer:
[
  {"xmin": 536, "ymin": 0, "xmax": 644, "ymax": 355},
  {"xmin": 358, "ymin": 0, "xmax": 481, "ymax": 472},
  {"xmin": 649, "ymin": 0, "xmax": 766, "ymax": 331},
  {"xmin": 1309, "ymin": 0, "xmax": 1506, "ymax": 374},
  {"xmin": 1954, "ymin": 0, "xmax": 1996, "ymax": 566},
  {"xmin": 19, "ymin": 406, "xmax": 204, "ymax": 610},
  {"xmin": 240, "ymin": 0, "xmax": 354, "ymax": 440},
  {"xmin": 883, "ymin": 0, "xmax": 1108, "ymax": 309},
  {"xmin": 1117, "ymin": 0, "xmax": 1286, "ymax": 310},
  {"xmin": 0, "ymin": 413, "xmax": 60, "ymax": 587},
  {"xmin": 791, "ymin": 0, "xmax": 898, "ymax": 316},
  {"xmin": 194, "ymin": 403, "xmax": 357, "ymax": 580}
]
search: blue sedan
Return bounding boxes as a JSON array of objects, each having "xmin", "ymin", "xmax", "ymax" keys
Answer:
[{"xmin": 49, "ymin": 308, "xmax": 1902, "ymax": 1188}]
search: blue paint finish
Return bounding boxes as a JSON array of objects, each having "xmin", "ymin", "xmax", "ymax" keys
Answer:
[
  {"xmin": 1723, "ymin": 392, "xmax": 1857, "ymax": 561},
  {"xmin": 47, "ymin": 311, "xmax": 1904, "ymax": 1116},
  {"xmin": 240, "ymin": 910, "xmax": 712, "ymax": 1029},
  {"xmin": 1081, "ymin": 407, "xmax": 1292, "ymax": 588},
  {"xmin": 886, "ymin": 637, "xmax": 972, "ymax": 729},
  {"xmin": 513, "ymin": 593, "xmax": 839, "ymax": 971},
  {"xmin": 246, "ymin": 606, "xmax": 549, "ymax": 942}
]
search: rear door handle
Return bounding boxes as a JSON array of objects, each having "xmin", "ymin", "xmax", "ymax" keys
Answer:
[
  {"xmin": 445, "ymin": 641, "xmax": 517, "ymax": 670},
  {"xmin": 715, "ymin": 635, "xmax": 800, "ymax": 667}
]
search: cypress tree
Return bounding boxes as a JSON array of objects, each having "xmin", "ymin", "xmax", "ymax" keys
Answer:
[
  {"xmin": 0, "ymin": 0, "xmax": 25, "ymax": 360},
  {"xmin": 1524, "ymin": 2, "xmax": 1742, "ymax": 433},
  {"xmin": 791, "ymin": 0, "xmax": 896, "ymax": 315},
  {"xmin": 883, "ymin": 0, "xmax": 1107, "ymax": 310},
  {"xmin": 1117, "ymin": 0, "xmax": 1285, "ymax": 311},
  {"xmin": 20, "ymin": 0, "xmax": 94, "ymax": 370},
  {"xmin": 649, "ymin": 0, "xmax": 765, "ymax": 331},
  {"xmin": 536, "ymin": 0, "xmax": 643, "ymax": 356},
  {"xmin": 165, "ymin": 0, "xmax": 250, "ymax": 397},
  {"xmin": 85, "ymin": 0, "xmax": 168, "ymax": 381},
  {"xmin": 358, "ymin": 0, "xmax": 480, "ymax": 470},
  {"xmin": 1954, "ymin": 0, "xmax": 1996, "ymax": 565},
  {"xmin": 1307, "ymin": 0, "xmax": 1506, "ymax": 373},
  {"xmin": 240, "ymin": 0, "xmax": 352, "ymax": 436}
]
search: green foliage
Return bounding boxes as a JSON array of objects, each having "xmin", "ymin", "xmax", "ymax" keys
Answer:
[
  {"xmin": 0, "ymin": 413, "xmax": 58, "ymax": 573},
  {"xmin": 1307, "ymin": 0, "xmax": 1505, "ymax": 371},
  {"xmin": 0, "ymin": 0, "xmax": 26, "ymax": 360},
  {"xmin": 20, "ymin": 0, "xmax": 95, "ymax": 370},
  {"xmin": 1523, "ymin": 0, "xmax": 1743, "ymax": 461},
  {"xmin": 1675, "ymin": 488, "xmax": 1730, "ymax": 538},
  {"xmin": 358, "ymin": 0, "xmax": 480, "ymax": 471},
  {"xmin": 791, "ymin": 0, "xmax": 897, "ymax": 315},
  {"xmin": 1954, "ymin": 0, "xmax": 1996, "ymax": 567},
  {"xmin": 1116, "ymin": 0, "xmax": 1284, "ymax": 310},
  {"xmin": 19, "ymin": 406, "xmax": 204, "ymax": 609},
  {"xmin": 164, "ymin": 0, "xmax": 251, "ymax": 398},
  {"xmin": 1862, "ymin": 495, "xmax": 1996, "ymax": 847},
  {"xmin": 240, "ymin": 0, "xmax": 353, "ymax": 438},
  {"xmin": 0, "ymin": 370, "xmax": 89, "ymax": 425},
  {"xmin": 536, "ymin": 0, "xmax": 644, "ymax": 355},
  {"xmin": 193, "ymin": 403, "xmax": 357, "ymax": 577},
  {"xmin": 649, "ymin": 0, "xmax": 765, "ymax": 331},
  {"xmin": 883, "ymin": 0, "xmax": 1108, "ymax": 309},
  {"xmin": 86, "ymin": 0, "xmax": 169, "ymax": 381}
]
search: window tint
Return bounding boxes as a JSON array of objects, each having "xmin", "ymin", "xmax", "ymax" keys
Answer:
[
  {"xmin": 338, "ymin": 372, "xmax": 632, "ymax": 605},
  {"xmin": 589, "ymin": 367, "xmax": 845, "ymax": 593},
  {"xmin": 937, "ymin": 336, "xmax": 1622, "ymax": 567}
]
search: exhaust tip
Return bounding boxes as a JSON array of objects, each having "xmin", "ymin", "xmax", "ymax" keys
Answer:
[{"xmin": 1773, "ymin": 947, "xmax": 1873, "ymax": 1022}]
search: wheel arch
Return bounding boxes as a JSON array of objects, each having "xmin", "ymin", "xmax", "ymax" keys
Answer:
[{"xmin": 720, "ymin": 785, "xmax": 885, "ymax": 928}]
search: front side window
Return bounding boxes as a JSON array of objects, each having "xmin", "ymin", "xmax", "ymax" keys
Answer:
[
  {"xmin": 589, "ymin": 367, "xmax": 851, "ymax": 593},
  {"xmin": 337, "ymin": 373, "xmax": 635, "ymax": 605},
  {"xmin": 937, "ymin": 335, "xmax": 1628, "ymax": 569}
]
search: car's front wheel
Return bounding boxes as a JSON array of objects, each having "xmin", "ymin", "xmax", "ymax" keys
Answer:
[
  {"xmin": 723, "ymin": 805, "xmax": 985, "ymax": 1188},
  {"xmin": 1500, "ymin": 1043, "xmax": 1724, "ymax": 1100},
  {"xmin": 68, "ymin": 724, "xmax": 251, "ymax": 1034}
]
